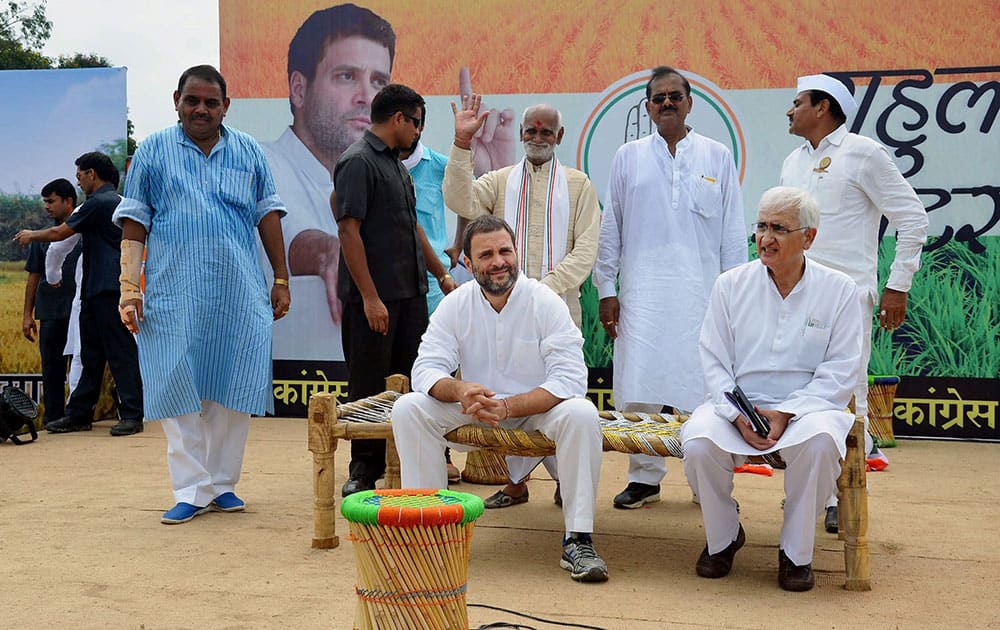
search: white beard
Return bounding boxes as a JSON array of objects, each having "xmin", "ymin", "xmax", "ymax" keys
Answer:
[{"xmin": 523, "ymin": 141, "xmax": 554, "ymax": 163}]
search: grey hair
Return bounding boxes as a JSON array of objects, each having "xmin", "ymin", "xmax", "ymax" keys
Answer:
[
  {"xmin": 758, "ymin": 186, "xmax": 820, "ymax": 230},
  {"xmin": 521, "ymin": 104, "xmax": 563, "ymax": 130}
]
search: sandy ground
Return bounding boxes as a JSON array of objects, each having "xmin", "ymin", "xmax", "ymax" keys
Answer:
[{"xmin": 1, "ymin": 418, "xmax": 998, "ymax": 630}]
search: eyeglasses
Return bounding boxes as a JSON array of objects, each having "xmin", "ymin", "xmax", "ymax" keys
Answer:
[
  {"xmin": 753, "ymin": 222, "xmax": 810, "ymax": 236},
  {"xmin": 649, "ymin": 92, "xmax": 686, "ymax": 105},
  {"xmin": 399, "ymin": 112, "xmax": 422, "ymax": 128}
]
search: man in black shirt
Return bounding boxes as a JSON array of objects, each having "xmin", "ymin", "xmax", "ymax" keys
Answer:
[
  {"xmin": 335, "ymin": 84, "xmax": 457, "ymax": 495},
  {"xmin": 15, "ymin": 152, "xmax": 144, "ymax": 436},
  {"xmin": 21, "ymin": 179, "xmax": 81, "ymax": 427}
]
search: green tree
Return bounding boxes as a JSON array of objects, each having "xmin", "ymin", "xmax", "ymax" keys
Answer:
[
  {"xmin": 55, "ymin": 52, "xmax": 111, "ymax": 68},
  {"xmin": 0, "ymin": 1, "xmax": 50, "ymax": 50},
  {"xmin": 0, "ymin": 0, "xmax": 50, "ymax": 69}
]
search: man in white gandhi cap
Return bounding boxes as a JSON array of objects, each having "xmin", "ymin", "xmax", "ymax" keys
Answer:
[{"xmin": 779, "ymin": 73, "xmax": 928, "ymax": 531}]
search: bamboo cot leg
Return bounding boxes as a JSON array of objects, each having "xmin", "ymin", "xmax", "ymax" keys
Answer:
[
  {"xmin": 383, "ymin": 375, "xmax": 411, "ymax": 491},
  {"xmin": 309, "ymin": 392, "xmax": 340, "ymax": 549},
  {"xmin": 840, "ymin": 414, "xmax": 872, "ymax": 591},
  {"xmin": 384, "ymin": 439, "xmax": 402, "ymax": 490}
]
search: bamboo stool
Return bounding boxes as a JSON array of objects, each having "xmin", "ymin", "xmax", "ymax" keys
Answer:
[
  {"xmin": 308, "ymin": 374, "xmax": 870, "ymax": 591},
  {"xmin": 342, "ymin": 488, "xmax": 484, "ymax": 630}
]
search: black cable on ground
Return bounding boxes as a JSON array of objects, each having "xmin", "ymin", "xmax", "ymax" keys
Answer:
[{"xmin": 469, "ymin": 603, "xmax": 609, "ymax": 630}]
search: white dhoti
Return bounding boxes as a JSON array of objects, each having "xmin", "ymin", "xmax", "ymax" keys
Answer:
[
  {"xmin": 161, "ymin": 400, "xmax": 251, "ymax": 506},
  {"xmin": 392, "ymin": 392, "xmax": 602, "ymax": 533},
  {"xmin": 681, "ymin": 404, "xmax": 848, "ymax": 566}
]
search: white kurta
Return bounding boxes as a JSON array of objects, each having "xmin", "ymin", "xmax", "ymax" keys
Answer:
[
  {"xmin": 261, "ymin": 128, "xmax": 344, "ymax": 361},
  {"xmin": 779, "ymin": 125, "xmax": 928, "ymax": 300},
  {"xmin": 681, "ymin": 259, "xmax": 862, "ymax": 458},
  {"xmin": 594, "ymin": 131, "xmax": 746, "ymax": 411},
  {"xmin": 411, "ymin": 276, "xmax": 587, "ymax": 400}
]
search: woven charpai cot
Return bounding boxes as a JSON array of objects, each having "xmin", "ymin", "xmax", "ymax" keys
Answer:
[
  {"xmin": 868, "ymin": 375, "xmax": 900, "ymax": 448},
  {"xmin": 335, "ymin": 390, "xmax": 686, "ymax": 459},
  {"xmin": 341, "ymin": 489, "xmax": 485, "ymax": 630}
]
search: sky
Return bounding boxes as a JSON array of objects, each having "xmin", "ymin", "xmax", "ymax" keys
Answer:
[
  {"xmin": 41, "ymin": 0, "xmax": 220, "ymax": 141},
  {"xmin": 0, "ymin": 67, "xmax": 126, "ymax": 194}
]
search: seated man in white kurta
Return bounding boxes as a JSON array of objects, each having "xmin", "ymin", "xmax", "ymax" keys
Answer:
[
  {"xmin": 392, "ymin": 215, "xmax": 607, "ymax": 583},
  {"xmin": 681, "ymin": 187, "xmax": 862, "ymax": 592}
]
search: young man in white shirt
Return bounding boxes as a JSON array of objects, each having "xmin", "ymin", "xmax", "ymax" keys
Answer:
[
  {"xmin": 391, "ymin": 215, "xmax": 608, "ymax": 583},
  {"xmin": 780, "ymin": 73, "xmax": 928, "ymax": 530}
]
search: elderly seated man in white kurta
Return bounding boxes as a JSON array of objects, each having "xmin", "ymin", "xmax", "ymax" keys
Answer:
[
  {"xmin": 392, "ymin": 214, "xmax": 607, "ymax": 583},
  {"xmin": 681, "ymin": 186, "xmax": 862, "ymax": 592}
]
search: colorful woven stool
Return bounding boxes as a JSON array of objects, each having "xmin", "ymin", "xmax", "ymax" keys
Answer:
[
  {"xmin": 868, "ymin": 375, "xmax": 900, "ymax": 448},
  {"xmin": 341, "ymin": 489, "xmax": 485, "ymax": 629}
]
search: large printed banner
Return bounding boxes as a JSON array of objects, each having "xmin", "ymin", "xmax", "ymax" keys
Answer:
[
  {"xmin": 0, "ymin": 67, "xmax": 128, "ymax": 412},
  {"xmin": 221, "ymin": 1, "xmax": 999, "ymax": 440}
]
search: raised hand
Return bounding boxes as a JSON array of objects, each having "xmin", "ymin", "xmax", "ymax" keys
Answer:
[
  {"xmin": 457, "ymin": 67, "xmax": 517, "ymax": 176},
  {"xmin": 451, "ymin": 92, "xmax": 488, "ymax": 147}
]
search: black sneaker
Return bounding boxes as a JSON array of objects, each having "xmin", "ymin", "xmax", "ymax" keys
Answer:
[
  {"xmin": 612, "ymin": 482, "xmax": 661, "ymax": 509},
  {"xmin": 560, "ymin": 534, "xmax": 608, "ymax": 582}
]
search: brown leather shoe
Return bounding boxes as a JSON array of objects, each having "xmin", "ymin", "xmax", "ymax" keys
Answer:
[
  {"xmin": 778, "ymin": 549, "xmax": 815, "ymax": 591},
  {"xmin": 696, "ymin": 524, "xmax": 745, "ymax": 578}
]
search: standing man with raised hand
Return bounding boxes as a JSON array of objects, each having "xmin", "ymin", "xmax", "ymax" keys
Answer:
[
  {"xmin": 594, "ymin": 66, "xmax": 747, "ymax": 509},
  {"xmin": 15, "ymin": 153, "xmax": 144, "ymax": 437},
  {"xmin": 779, "ymin": 73, "xmax": 928, "ymax": 531},
  {"xmin": 336, "ymin": 84, "xmax": 457, "ymax": 497},
  {"xmin": 114, "ymin": 65, "xmax": 290, "ymax": 525},
  {"xmin": 443, "ymin": 97, "xmax": 601, "ymax": 507},
  {"xmin": 21, "ymin": 178, "xmax": 80, "ymax": 428}
]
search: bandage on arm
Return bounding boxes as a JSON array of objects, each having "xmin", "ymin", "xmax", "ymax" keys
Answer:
[{"xmin": 120, "ymin": 238, "xmax": 145, "ymax": 305}]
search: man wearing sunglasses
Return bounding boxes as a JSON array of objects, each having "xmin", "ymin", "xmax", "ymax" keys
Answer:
[
  {"xmin": 779, "ymin": 73, "xmax": 928, "ymax": 532},
  {"xmin": 594, "ymin": 66, "xmax": 747, "ymax": 510},
  {"xmin": 335, "ymin": 84, "xmax": 457, "ymax": 496}
]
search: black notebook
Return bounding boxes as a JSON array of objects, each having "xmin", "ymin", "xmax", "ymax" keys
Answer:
[{"xmin": 724, "ymin": 385, "xmax": 771, "ymax": 438}]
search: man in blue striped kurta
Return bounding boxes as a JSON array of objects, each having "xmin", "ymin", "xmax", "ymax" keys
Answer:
[{"xmin": 114, "ymin": 65, "xmax": 291, "ymax": 525}]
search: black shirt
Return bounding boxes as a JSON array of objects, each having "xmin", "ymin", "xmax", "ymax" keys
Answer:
[
  {"xmin": 333, "ymin": 130, "xmax": 428, "ymax": 304},
  {"xmin": 65, "ymin": 183, "xmax": 123, "ymax": 299},
  {"xmin": 24, "ymin": 236, "xmax": 80, "ymax": 320}
]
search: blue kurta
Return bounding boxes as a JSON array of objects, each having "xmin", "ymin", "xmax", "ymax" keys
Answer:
[
  {"xmin": 114, "ymin": 124, "xmax": 285, "ymax": 420},
  {"xmin": 407, "ymin": 145, "xmax": 451, "ymax": 314}
]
